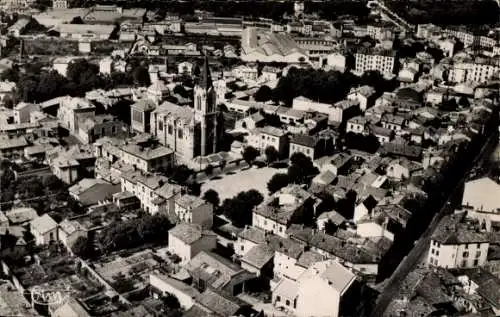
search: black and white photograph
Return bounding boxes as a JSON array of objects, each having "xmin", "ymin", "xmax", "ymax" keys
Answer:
[{"xmin": 0, "ymin": 0, "xmax": 500, "ymax": 316}]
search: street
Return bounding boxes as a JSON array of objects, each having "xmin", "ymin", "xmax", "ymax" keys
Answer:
[{"xmin": 369, "ymin": 134, "xmax": 497, "ymax": 317}]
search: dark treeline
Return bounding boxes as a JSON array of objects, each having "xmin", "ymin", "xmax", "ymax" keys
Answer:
[
  {"xmin": 387, "ymin": 0, "xmax": 499, "ymax": 25},
  {"xmin": 55, "ymin": 0, "xmax": 497, "ymax": 25},
  {"xmin": 66, "ymin": 0, "xmax": 369, "ymax": 22}
]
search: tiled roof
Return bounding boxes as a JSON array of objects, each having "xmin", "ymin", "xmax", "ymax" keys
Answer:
[
  {"xmin": 241, "ymin": 244, "xmax": 274, "ymax": 269},
  {"xmin": 169, "ymin": 223, "xmax": 215, "ymax": 245},
  {"xmin": 288, "ymin": 226, "xmax": 382, "ymax": 264},
  {"xmin": 431, "ymin": 212, "xmax": 490, "ymax": 244},
  {"xmin": 30, "ymin": 214, "xmax": 57, "ymax": 234},
  {"xmin": 197, "ymin": 288, "xmax": 248, "ymax": 317},
  {"xmin": 290, "ymin": 134, "xmax": 317, "ymax": 148}
]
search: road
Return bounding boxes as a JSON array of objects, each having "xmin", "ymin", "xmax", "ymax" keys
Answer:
[{"xmin": 369, "ymin": 134, "xmax": 497, "ymax": 317}]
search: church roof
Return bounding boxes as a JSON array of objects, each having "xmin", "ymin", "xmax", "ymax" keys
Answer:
[{"xmin": 154, "ymin": 101, "xmax": 195, "ymax": 123}]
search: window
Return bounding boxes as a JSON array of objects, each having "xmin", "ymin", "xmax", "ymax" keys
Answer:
[
  {"xmin": 436, "ymin": 250, "xmax": 439, "ymax": 256},
  {"xmin": 286, "ymin": 300, "xmax": 290, "ymax": 306},
  {"xmin": 178, "ymin": 129, "xmax": 183, "ymax": 139},
  {"xmin": 465, "ymin": 244, "xmax": 468, "ymax": 249},
  {"xmin": 158, "ymin": 120, "xmax": 163, "ymax": 131},
  {"xmin": 112, "ymin": 126, "xmax": 116, "ymax": 133},
  {"xmin": 431, "ymin": 249, "xmax": 434, "ymax": 255},
  {"xmin": 168, "ymin": 125, "xmax": 173, "ymax": 135},
  {"xmin": 474, "ymin": 259, "xmax": 479, "ymax": 266},
  {"xmin": 461, "ymin": 260, "xmax": 467, "ymax": 267},
  {"xmin": 463, "ymin": 251, "xmax": 469, "ymax": 258},
  {"xmin": 276, "ymin": 296, "xmax": 281, "ymax": 302},
  {"xmin": 476, "ymin": 251, "xmax": 481, "ymax": 258},
  {"xmin": 241, "ymin": 246, "xmax": 244, "ymax": 251}
]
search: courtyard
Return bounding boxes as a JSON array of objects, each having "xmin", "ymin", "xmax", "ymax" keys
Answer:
[{"xmin": 201, "ymin": 166, "xmax": 286, "ymax": 201}]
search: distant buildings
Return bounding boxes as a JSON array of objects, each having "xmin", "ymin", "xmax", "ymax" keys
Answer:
[{"xmin": 241, "ymin": 27, "xmax": 309, "ymax": 63}]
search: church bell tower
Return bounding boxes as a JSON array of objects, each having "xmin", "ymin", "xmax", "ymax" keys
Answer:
[{"xmin": 194, "ymin": 54, "xmax": 218, "ymax": 157}]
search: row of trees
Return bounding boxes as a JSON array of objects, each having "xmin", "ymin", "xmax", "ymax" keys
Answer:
[
  {"xmin": 257, "ymin": 69, "xmax": 396, "ymax": 106},
  {"xmin": 388, "ymin": 0, "xmax": 499, "ymax": 25},
  {"xmin": 73, "ymin": 213, "xmax": 173, "ymax": 258},
  {"xmin": 1, "ymin": 59, "xmax": 151, "ymax": 105}
]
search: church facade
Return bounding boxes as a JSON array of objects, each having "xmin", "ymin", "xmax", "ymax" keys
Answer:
[{"xmin": 150, "ymin": 56, "xmax": 224, "ymax": 161}]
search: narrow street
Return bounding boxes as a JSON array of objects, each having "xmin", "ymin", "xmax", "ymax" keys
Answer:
[{"xmin": 369, "ymin": 134, "xmax": 497, "ymax": 317}]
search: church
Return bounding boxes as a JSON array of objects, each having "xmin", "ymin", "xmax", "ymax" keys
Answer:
[{"xmin": 149, "ymin": 56, "xmax": 225, "ymax": 161}]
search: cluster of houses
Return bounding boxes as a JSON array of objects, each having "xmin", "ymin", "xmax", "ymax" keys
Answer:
[{"xmin": 1, "ymin": 0, "xmax": 500, "ymax": 316}]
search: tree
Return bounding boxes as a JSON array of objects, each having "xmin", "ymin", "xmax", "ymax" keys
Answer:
[
  {"xmin": 441, "ymin": 98, "xmax": 458, "ymax": 112},
  {"xmin": 242, "ymin": 146, "xmax": 260, "ymax": 166},
  {"xmin": 203, "ymin": 189, "xmax": 220, "ymax": 207},
  {"xmin": 163, "ymin": 294, "xmax": 181, "ymax": 310},
  {"xmin": 205, "ymin": 164, "xmax": 214, "ymax": 176},
  {"xmin": 458, "ymin": 96, "xmax": 470, "ymax": 108},
  {"xmin": 72, "ymin": 236, "xmax": 92, "ymax": 259},
  {"xmin": 169, "ymin": 165, "xmax": 195, "ymax": 185},
  {"xmin": 132, "ymin": 66, "xmax": 151, "ymax": 86},
  {"xmin": 267, "ymin": 173, "xmax": 289, "ymax": 193},
  {"xmin": 222, "ymin": 190, "xmax": 264, "ymax": 227},
  {"xmin": 43, "ymin": 175, "xmax": 65, "ymax": 192},
  {"xmin": 70, "ymin": 16, "xmax": 84, "ymax": 24},
  {"xmin": 254, "ymin": 85, "xmax": 273, "ymax": 102},
  {"xmin": 264, "ymin": 146, "xmax": 279, "ymax": 165},
  {"xmin": 0, "ymin": 67, "xmax": 19, "ymax": 82},
  {"xmin": 344, "ymin": 132, "xmax": 380, "ymax": 153},
  {"xmin": 3, "ymin": 96, "xmax": 14, "ymax": 109},
  {"xmin": 100, "ymin": 214, "xmax": 172, "ymax": 254},
  {"xmin": 287, "ymin": 152, "xmax": 319, "ymax": 184}
]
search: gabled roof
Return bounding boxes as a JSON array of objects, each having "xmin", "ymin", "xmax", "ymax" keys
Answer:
[
  {"xmin": 169, "ymin": 223, "xmax": 216, "ymax": 245},
  {"xmin": 30, "ymin": 214, "xmax": 57, "ymax": 234},
  {"xmin": 197, "ymin": 288, "xmax": 249, "ymax": 317}
]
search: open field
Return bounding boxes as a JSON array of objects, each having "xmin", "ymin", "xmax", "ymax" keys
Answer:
[{"xmin": 201, "ymin": 166, "xmax": 286, "ymax": 200}]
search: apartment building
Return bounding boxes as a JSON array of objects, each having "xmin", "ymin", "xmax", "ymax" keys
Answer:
[
  {"xmin": 427, "ymin": 212, "xmax": 490, "ymax": 269},
  {"xmin": 354, "ymin": 47, "xmax": 396, "ymax": 74},
  {"xmin": 247, "ymin": 126, "xmax": 289, "ymax": 158},
  {"xmin": 449, "ymin": 57, "xmax": 500, "ymax": 84}
]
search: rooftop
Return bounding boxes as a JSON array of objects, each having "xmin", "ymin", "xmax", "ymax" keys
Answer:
[
  {"xmin": 153, "ymin": 101, "xmax": 195, "ymax": 123},
  {"xmin": 240, "ymin": 244, "xmax": 274, "ymax": 269},
  {"xmin": 169, "ymin": 223, "xmax": 216, "ymax": 245},
  {"xmin": 462, "ymin": 177, "xmax": 500, "ymax": 212},
  {"xmin": 122, "ymin": 143, "xmax": 174, "ymax": 161},
  {"xmin": 197, "ymin": 288, "xmax": 249, "ymax": 317},
  {"xmin": 175, "ymin": 194, "xmax": 206, "ymax": 210},
  {"xmin": 5, "ymin": 207, "xmax": 38, "ymax": 224},
  {"xmin": 30, "ymin": 214, "xmax": 57, "ymax": 234},
  {"xmin": 50, "ymin": 23, "xmax": 116, "ymax": 36},
  {"xmin": 301, "ymin": 260, "xmax": 356, "ymax": 294},
  {"xmin": 186, "ymin": 251, "xmax": 253, "ymax": 290},
  {"xmin": 431, "ymin": 212, "xmax": 490, "ymax": 244},
  {"xmin": 260, "ymin": 126, "xmax": 288, "ymax": 137},
  {"xmin": 254, "ymin": 184, "xmax": 312, "ymax": 225}
]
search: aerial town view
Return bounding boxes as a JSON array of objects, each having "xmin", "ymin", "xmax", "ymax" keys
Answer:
[{"xmin": 1, "ymin": 0, "xmax": 500, "ymax": 316}]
